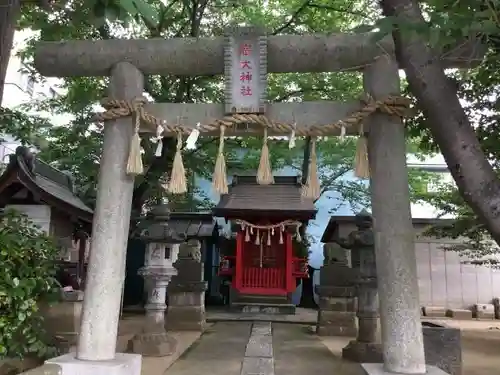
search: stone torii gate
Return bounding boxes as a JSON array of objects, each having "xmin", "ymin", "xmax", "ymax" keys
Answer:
[{"xmin": 34, "ymin": 27, "xmax": 482, "ymax": 375}]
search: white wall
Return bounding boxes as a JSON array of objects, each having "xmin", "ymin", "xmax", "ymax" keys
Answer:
[
  {"xmin": 416, "ymin": 238, "xmax": 500, "ymax": 308},
  {"xmin": 5, "ymin": 204, "xmax": 51, "ymax": 234}
]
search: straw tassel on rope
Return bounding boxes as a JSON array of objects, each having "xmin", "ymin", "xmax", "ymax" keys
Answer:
[
  {"xmin": 302, "ymin": 137, "xmax": 321, "ymax": 200},
  {"xmin": 167, "ymin": 131, "xmax": 187, "ymax": 194},
  {"xmin": 257, "ymin": 127, "xmax": 274, "ymax": 185},
  {"xmin": 126, "ymin": 106, "xmax": 144, "ymax": 176},
  {"xmin": 212, "ymin": 125, "xmax": 228, "ymax": 195},
  {"xmin": 354, "ymin": 123, "xmax": 370, "ymax": 179}
]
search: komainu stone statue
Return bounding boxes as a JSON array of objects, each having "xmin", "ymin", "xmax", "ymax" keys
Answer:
[
  {"xmin": 334, "ymin": 209, "xmax": 374, "ymax": 256},
  {"xmin": 183, "ymin": 239, "xmax": 202, "ymax": 262}
]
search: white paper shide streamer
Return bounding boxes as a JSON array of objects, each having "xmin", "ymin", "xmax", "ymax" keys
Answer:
[
  {"xmin": 154, "ymin": 124, "xmax": 165, "ymax": 157},
  {"xmin": 185, "ymin": 123, "xmax": 201, "ymax": 150},
  {"xmin": 289, "ymin": 122, "xmax": 296, "ymax": 149}
]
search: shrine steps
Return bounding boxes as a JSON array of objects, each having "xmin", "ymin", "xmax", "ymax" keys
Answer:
[{"xmin": 230, "ymin": 302, "xmax": 296, "ymax": 315}]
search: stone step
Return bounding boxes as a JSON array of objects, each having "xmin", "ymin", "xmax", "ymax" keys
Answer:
[
  {"xmin": 234, "ymin": 293, "xmax": 289, "ymax": 305},
  {"xmin": 231, "ymin": 302, "xmax": 296, "ymax": 315}
]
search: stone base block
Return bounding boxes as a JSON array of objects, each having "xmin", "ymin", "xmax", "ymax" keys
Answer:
[
  {"xmin": 423, "ymin": 306, "xmax": 447, "ymax": 318},
  {"xmin": 361, "ymin": 363, "xmax": 449, "ymax": 375},
  {"xmin": 166, "ymin": 306, "xmax": 206, "ymax": 331},
  {"xmin": 128, "ymin": 332, "xmax": 177, "ymax": 357},
  {"xmin": 45, "ymin": 353, "xmax": 141, "ymax": 375},
  {"xmin": 472, "ymin": 303, "xmax": 495, "ymax": 319},
  {"xmin": 316, "ymin": 310, "xmax": 356, "ymax": 337},
  {"xmin": 342, "ymin": 340, "xmax": 383, "ymax": 363},
  {"xmin": 231, "ymin": 302, "xmax": 295, "ymax": 315},
  {"xmin": 41, "ymin": 301, "xmax": 83, "ymax": 338},
  {"xmin": 446, "ymin": 308, "xmax": 473, "ymax": 320}
]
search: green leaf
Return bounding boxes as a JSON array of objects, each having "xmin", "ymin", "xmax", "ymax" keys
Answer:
[{"xmin": 131, "ymin": 0, "xmax": 158, "ymax": 27}]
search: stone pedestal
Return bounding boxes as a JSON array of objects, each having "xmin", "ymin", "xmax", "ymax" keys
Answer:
[
  {"xmin": 46, "ymin": 353, "xmax": 141, "ymax": 375},
  {"xmin": 316, "ymin": 261, "xmax": 357, "ymax": 336},
  {"xmin": 166, "ymin": 240, "xmax": 207, "ymax": 331},
  {"xmin": 343, "ymin": 239, "xmax": 382, "ymax": 363},
  {"xmin": 41, "ymin": 290, "xmax": 84, "ymax": 345},
  {"xmin": 129, "ymin": 242, "xmax": 178, "ymax": 356},
  {"xmin": 361, "ymin": 363, "xmax": 449, "ymax": 375}
]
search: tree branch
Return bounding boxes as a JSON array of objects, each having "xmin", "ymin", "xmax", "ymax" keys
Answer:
[
  {"xmin": 273, "ymin": 0, "xmax": 311, "ymax": 35},
  {"xmin": 315, "ymin": 166, "xmax": 352, "ymax": 202}
]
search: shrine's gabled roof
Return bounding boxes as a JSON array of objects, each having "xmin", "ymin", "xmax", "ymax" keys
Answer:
[
  {"xmin": 0, "ymin": 146, "xmax": 93, "ymax": 223},
  {"xmin": 213, "ymin": 175, "xmax": 317, "ymax": 220},
  {"xmin": 137, "ymin": 209, "xmax": 219, "ymax": 242},
  {"xmin": 167, "ymin": 212, "xmax": 218, "ymax": 238}
]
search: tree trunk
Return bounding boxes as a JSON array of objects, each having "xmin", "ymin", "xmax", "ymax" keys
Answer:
[
  {"xmin": 379, "ymin": 0, "xmax": 500, "ymax": 244},
  {"xmin": 0, "ymin": 0, "xmax": 21, "ymax": 105}
]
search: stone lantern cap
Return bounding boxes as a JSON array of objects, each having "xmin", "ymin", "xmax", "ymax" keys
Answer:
[{"xmin": 138, "ymin": 204, "xmax": 187, "ymax": 244}]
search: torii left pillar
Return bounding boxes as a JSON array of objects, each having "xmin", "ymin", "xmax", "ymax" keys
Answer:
[{"xmin": 45, "ymin": 62, "xmax": 142, "ymax": 375}]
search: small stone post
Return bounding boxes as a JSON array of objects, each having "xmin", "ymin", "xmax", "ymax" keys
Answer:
[
  {"xmin": 76, "ymin": 62, "xmax": 143, "ymax": 361},
  {"xmin": 364, "ymin": 55, "xmax": 426, "ymax": 374},
  {"xmin": 166, "ymin": 240, "xmax": 207, "ymax": 331},
  {"xmin": 129, "ymin": 205, "xmax": 185, "ymax": 356},
  {"xmin": 343, "ymin": 216, "xmax": 382, "ymax": 362},
  {"xmin": 316, "ymin": 243, "xmax": 357, "ymax": 336}
]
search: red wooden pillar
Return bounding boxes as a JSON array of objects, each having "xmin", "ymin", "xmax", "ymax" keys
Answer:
[
  {"xmin": 235, "ymin": 231, "xmax": 243, "ymax": 290},
  {"xmin": 285, "ymin": 232, "xmax": 294, "ymax": 292}
]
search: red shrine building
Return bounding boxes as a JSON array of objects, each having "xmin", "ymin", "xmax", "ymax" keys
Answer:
[{"xmin": 215, "ymin": 175, "xmax": 316, "ymax": 313}]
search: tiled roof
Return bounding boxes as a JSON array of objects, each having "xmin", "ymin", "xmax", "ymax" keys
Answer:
[
  {"xmin": 213, "ymin": 175, "xmax": 316, "ymax": 219},
  {"xmin": 0, "ymin": 147, "xmax": 93, "ymax": 222}
]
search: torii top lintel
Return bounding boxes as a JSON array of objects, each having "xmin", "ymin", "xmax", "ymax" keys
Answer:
[{"xmin": 34, "ymin": 33, "xmax": 484, "ymax": 78}]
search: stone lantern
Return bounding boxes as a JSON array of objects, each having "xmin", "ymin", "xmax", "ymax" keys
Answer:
[
  {"xmin": 338, "ymin": 209, "xmax": 383, "ymax": 363},
  {"xmin": 129, "ymin": 204, "xmax": 186, "ymax": 357}
]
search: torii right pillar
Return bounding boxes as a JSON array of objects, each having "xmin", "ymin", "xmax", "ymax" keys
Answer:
[{"xmin": 363, "ymin": 56, "xmax": 440, "ymax": 375}]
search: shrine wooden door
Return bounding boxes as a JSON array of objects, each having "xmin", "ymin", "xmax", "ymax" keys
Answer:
[{"xmin": 235, "ymin": 230, "xmax": 290, "ymax": 295}]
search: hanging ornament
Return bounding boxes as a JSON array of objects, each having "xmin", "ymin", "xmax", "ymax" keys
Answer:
[
  {"xmin": 154, "ymin": 124, "xmax": 165, "ymax": 157},
  {"xmin": 167, "ymin": 130, "xmax": 187, "ymax": 194},
  {"xmin": 245, "ymin": 226, "xmax": 250, "ymax": 242},
  {"xmin": 255, "ymin": 229, "xmax": 260, "ymax": 245},
  {"xmin": 279, "ymin": 225, "xmax": 284, "ymax": 245},
  {"xmin": 250, "ymin": 227, "xmax": 254, "ymax": 234},
  {"xmin": 257, "ymin": 127, "xmax": 274, "ymax": 185},
  {"xmin": 267, "ymin": 230, "xmax": 271, "ymax": 246},
  {"xmin": 301, "ymin": 137, "xmax": 320, "ymax": 200},
  {"xmin": 354, "ymin": 123, "xmax": 370, "ymax": 179},
  {"xmin": 340, "ymin": 123, "xmax": 346, "ymax": 142},
  {"xmin": 212, "ymin": 125, "xmax": 228, "ymax": 194},
  {"xmin": 296, "ymin": 226, "xmax": 302, "ymax": 243},
  {"xmin": 185, "ymin": 123, "xmax": 200, "ymax": 150},
  {"xmin": 288, "ymin": 122, "xmax": 296, "ymax": 149}
]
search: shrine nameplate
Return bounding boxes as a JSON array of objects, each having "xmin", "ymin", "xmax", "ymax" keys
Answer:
[{"xmin": 224, "ymin": 26, "xmax": 267, "ymax": 114}]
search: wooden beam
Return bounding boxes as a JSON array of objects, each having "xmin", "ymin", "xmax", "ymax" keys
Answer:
[
  {"xmin": 34, "ymin": 34, "xmax": 485, "ymax": 77},
  {"xmin": 140, "ymin": 101, "xmax": 364, "ymax": 136}
]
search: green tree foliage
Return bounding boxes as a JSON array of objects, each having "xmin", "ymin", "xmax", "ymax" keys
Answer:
[
  {"xmin": 388, "ymin": 0, "xmax": 500, "ymax": 260},
  {"xmin": 2, "ymin": 0, "xmax": 434, "ymax": 219},
  {"xmin": 0, "ymin": 209, "xmax": 60, "ymax": 359}
]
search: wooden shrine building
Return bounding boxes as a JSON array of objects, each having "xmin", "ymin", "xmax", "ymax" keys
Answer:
[
  {"xmin": 0, "ymin": 146, "xmax": 93, "ymax": 284},
  {"xmin": 215, "ymin": 175, "xmax": 316, "ymax": 313}
]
